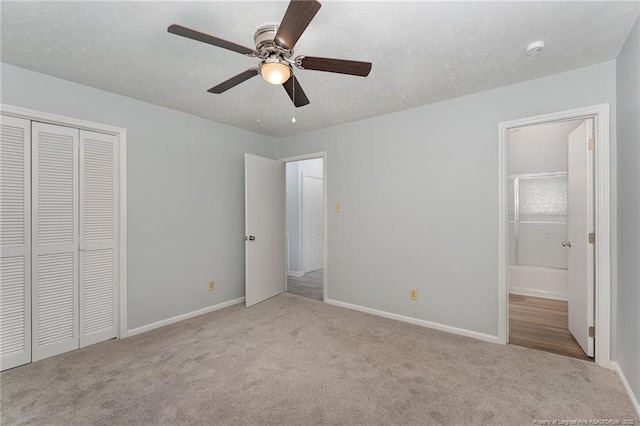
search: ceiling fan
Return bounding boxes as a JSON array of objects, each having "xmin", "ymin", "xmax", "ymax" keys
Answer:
[{"xmin": 168, "ymin": 0, "xmax": 372, "ymax": 107}]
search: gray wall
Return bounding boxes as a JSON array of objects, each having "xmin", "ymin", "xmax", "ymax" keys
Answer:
[
  {"xmin": 507, "ymin": 121, "xmax": 578, "ymax": 174},
  {"xmin": 616, "ymin": 17, "xmax": 640, "ymax": 406},
  {"xmin": 1, "ymin": 63, "xmax": 278, "ymax": 330},
  {"xmin": 508, "ymin": 137, "xmax": 567, "ymax": 174},
  {"xmin": 278, "ymin": 61, "xmax": 617, "ymax": 337}
]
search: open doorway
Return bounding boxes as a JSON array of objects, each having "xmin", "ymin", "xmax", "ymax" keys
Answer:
[
  {"xmin": 498, "ymin": 104, "xmax": 611, "ymax": 368},
  {"xmin": 285, "ymin": 157, "xmax": 324, "ymax": 301},
  {"xmin": 507, "ymin": 118, "xmax": 592, "ymax": 361}
]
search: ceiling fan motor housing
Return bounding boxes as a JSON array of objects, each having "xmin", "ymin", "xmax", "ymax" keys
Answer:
[
  {"xmin": 254, "ymin": 24, "xmax": 293, "ymax": 78},
  {"xmin": 254, "ymin": 24, "xmax": 292, "ymax": 59},
  {"xmin": 254, "ymin": 24, "xmax": 279, "ymax": 50}
]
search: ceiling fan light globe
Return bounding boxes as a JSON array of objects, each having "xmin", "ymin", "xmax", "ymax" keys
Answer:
[{"xmin": 261, "ymin": 62, "xmax": 291, "ymax": 85}]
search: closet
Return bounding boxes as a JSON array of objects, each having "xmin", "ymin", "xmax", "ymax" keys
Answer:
[{"xmin": 1, "ymin": 115, "xmax": 119, "ymax": 371}]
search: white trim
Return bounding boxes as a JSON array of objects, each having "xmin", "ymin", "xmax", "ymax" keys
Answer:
[
  {"xmin": 1, "ymin": 104, "xmax": 126, "ymax": 135},
  {"xmin": 498, "ymin": 104, "xmax": 611, "ymax": 368},
  {"xmin": 593, "ymin": 105, "xmax": 611, "ymax": 368},
  {"xmin": 611, "ymin": 362, "xmax": 640, "ymax": 420},
  {"xmin": 280, "ymin": 152, "xmax": 328, "ymax": 303},
  {"xmin": 509, "ymin": 288, "xmax": 567, "ymax": 301},
  {"xmin": 118, "ymin": 130, "xmax": 128, "ymax": 338},
  {"xmin": 1, "ymin": 103, "xmax": 129, "ymax": 339},
  {"xmin": 326, "ymin": 298, "xmax": 499, "ymax": 344},
  {"xmin": 127, "ymin": 297, "xmax": 245, "ymax": 337},
  {"xmin": 280, "ymin": 152, "xmax": 326, "ymax": 163},
  {"xmin": 0, "ymin": 115, "xmax": 32, "ymax": 371},
  {"xmin": 287, "ymin": 270, "xmax": 305, "ymax": 277}
]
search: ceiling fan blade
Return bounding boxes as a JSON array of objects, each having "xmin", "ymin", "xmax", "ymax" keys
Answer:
[
  {"xmin": 208, "ymin": 68, "xmax": 259, "ymax": 94},
  {"xmin": 297, "ymin": 56, "xmax": 372, "ymax": 77},
  {"xmin": 282, "ymin": 74, "xmax": 310, "ymax": 107},
  {"xmin": 274, "ymin": 0, "xmax": 322, "ymax": 50},
  {"xmin": 168, "ymin": 24, "xmax": 255, "ymax": 55}
]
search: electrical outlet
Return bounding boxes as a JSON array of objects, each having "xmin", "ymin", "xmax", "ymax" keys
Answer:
[
  {"xmin": 208, "ymin": 280, "xmax": 215, "ymax": 291},
  {"xmin": 410, "ymin": 288, "xmax": 418, "ymax": 301}
]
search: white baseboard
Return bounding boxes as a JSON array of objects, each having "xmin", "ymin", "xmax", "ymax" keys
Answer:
[
  {"xmin": 127, "ymin": 297, "xmax": 245, "ymax": 337},
  {"xmin": 509, "ymin": 287, "xmax": 568, "ymax": 301},
  {"xmin": 611, "ymin": 361, "xmax": 640, "ymax": 420},
  {"xmin": 325, "ymin": 298, "xmax": 499, "ymax": 344},
  {"xmin": 287, "ymin": 270, "xmax": 304, "ymax": 277}
]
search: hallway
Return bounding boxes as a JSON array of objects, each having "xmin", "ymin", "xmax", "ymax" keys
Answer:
[{"xmin": 286, "ymin": 269, "xmax": 323, "ymax": 301}]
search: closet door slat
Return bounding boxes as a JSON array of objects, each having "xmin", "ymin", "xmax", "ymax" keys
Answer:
[
  {"xmin": 32, "ymin": 122, "xmax": 79, "ymax": 362},
  {"xmin": 0, "ymin": 115, "xmax": 31, "ymax": 371},
  {"xmin": 79, "ymin": 130, "xmax": 118, "ymax": 347}
]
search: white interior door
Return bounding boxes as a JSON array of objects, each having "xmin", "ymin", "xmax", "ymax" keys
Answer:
[
  {"xmin": 32, "ymin": 122, "xmax": 79, "ymax": 361},
  {"xmin": 0, "ymin": 116, "xmax": 32, "ymax": 371},
  {"xmin": 302, "ymin": 174, "xmax": 323, "ymax": 272},
  {"xmin": 245, "ymin": 154, "xmax": 285, "ymax": 307},
  {"xmin": 79, "ymin": 130, "xmax": 118, "ymax": 347},
  {"xmin": 567, "ymin": 119, "xmax": 595, "ymax": 357}
]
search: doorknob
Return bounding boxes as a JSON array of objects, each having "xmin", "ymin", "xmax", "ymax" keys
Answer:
[
  {"xmin": 561, "ymin": 241, "xmax": 572, "ymax": 248},
  {"xmin": 245, "ymin": 235, "xmax": 256, "ymax": 241}
]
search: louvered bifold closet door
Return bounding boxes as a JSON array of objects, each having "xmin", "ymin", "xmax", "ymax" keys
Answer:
[
  {"xmin": 32, "ymin": 122, "xmax": 79, "ymax": 362},
  {"xmin": 79, "ymin": 130, "xmax": 117, "ymax": 347},
  {"xmin": 0, "ymin": 116, "xmax": 31, "ymax": 371}
]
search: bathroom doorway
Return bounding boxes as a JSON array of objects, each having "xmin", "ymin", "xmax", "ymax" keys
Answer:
[{"xmin": 505, "ymin": 118, "xmax": 594, "ymax": 361}]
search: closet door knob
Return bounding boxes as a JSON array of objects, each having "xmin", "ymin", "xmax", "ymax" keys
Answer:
[{"xmin": 561, "ymin": 241, "xmax": 572, "ymax": 248}]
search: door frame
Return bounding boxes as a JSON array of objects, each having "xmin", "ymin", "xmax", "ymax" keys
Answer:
[
  {"xmin": 280, "ymin": 152, "xmax": 327, "ymax": 302},
  {"xmin": 497, "ymin": 104, "xmax": 610, "ymax": 368},
  {"xmin": 1, "ymin": 103, "xmax": 129, "ymax": 339}
]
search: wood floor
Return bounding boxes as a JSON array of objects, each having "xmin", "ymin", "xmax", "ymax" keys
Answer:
[
  {"xmin": 286, "ymin": 269, "xmax": 323, "ymax": 301},
  {"xmin": 509, "ymin": 294, "xmax": 592, "ymax": 361}
]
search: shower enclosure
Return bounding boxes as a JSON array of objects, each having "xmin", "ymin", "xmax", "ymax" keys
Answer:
[{"xmin": 508, "ymin": 172, "xmax": 569, "ymax": 299}]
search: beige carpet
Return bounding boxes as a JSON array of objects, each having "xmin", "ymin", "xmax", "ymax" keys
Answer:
[{"xmin": 1, "ymin": 293, "xmax": 636, "ymax": 425}]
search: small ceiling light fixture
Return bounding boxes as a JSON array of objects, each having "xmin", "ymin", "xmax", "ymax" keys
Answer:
[
  {"xmin": 260, "ymin": 57, "xmax": 291, "ymax": 85},
  {"xmin": 525, "ymin": 40, "xmax": 545, "ymax": 56}
]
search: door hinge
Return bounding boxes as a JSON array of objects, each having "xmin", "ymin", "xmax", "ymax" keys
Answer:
[
  {"xmin": 588, "ymin": 232, "xmax": 595, "ymax": 244},
  {"xmin": 588, "ymin": 138, "xmax": 595, "ymax": 150},
  {"xmin": 588, "ymin": 326, "xmax": 595, "ymax": 338}
]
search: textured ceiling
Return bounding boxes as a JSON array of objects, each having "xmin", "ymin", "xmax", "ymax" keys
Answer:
[{"xmin": 1, "ymin": 1, "xmax": 638, "ymax": 137}]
